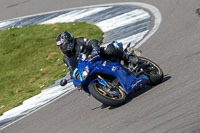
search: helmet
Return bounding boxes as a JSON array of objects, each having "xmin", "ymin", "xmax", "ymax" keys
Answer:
[{"xmin": 56, "ymin": 32, "xmax": 75, "ymax": 55}]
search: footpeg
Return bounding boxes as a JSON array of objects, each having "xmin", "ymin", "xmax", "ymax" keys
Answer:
[{"xmin": 134, "ymin": 69, "xmax": 143, "ymax": 77}]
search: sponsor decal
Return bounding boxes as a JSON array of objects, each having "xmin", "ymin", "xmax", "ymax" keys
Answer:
[{"xmin": 131, "ymin": 79, "xmax": 142, "ymax": 89}]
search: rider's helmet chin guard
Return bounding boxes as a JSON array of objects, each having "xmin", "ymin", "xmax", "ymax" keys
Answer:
[{"xmin": 56, "ymin": 32, "xmax": 75, "ymax": 56}]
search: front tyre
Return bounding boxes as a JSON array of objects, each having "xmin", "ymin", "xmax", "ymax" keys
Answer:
[
  {"xmin": 139, "ymin": 57, "xmax": 164, "ymax": 85},
  {"xmin": 88, "ymin": 81, "xmax": 127, "ymax": 106}
]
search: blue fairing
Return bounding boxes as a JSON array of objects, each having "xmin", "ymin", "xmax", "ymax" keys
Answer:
[
  {"xmin": 72, "ymin": 55, "xmax": 149, "ymax": 94},
  {"xmin": 72, "ymin": 68, "xmax": 80, "ymax": 86}
]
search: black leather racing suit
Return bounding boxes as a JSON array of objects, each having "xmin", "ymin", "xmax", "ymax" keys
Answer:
[{"xmin": 63, "ymin": 37, "xmax": 132, "ymax": 76}]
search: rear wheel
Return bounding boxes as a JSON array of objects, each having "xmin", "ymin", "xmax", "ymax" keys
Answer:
[
  {"xmin": 88, "ymin": 79, "xmax": 127, "ymax": 106},
  {"xmin": 139, "ymin": 57, "xmax": 164, "ymax": 85}
]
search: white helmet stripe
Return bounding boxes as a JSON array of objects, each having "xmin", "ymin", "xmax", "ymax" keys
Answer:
[{"xmin": 56, "ymin": 41, "xmax": 62, "ymax": 46}]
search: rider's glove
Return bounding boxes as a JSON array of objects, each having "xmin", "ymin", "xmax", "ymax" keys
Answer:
[
  {"xmin": 88, "ymin": 47, "xmax": 99, "ymax": 59},
  {"xmin": 91, "ymin": 47, "xmax": 99, "ymax": 56}
]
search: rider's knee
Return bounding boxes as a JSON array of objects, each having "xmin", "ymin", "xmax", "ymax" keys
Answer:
[{"xmin": 88, "ymin": 39, "xmax": 100, "ymax": 47}]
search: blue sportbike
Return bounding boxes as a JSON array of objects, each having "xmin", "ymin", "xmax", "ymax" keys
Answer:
[{"xmin": 61, "ymin": 43, "xmax": 163, "ymax": 106}]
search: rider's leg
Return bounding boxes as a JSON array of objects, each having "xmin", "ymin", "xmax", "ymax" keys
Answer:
[
  {"xmin": 63, "ymin": 55, "xmax": 78, "ymax": 76},
  {"xmin": 100, "ymin": 43, "xmax": 138, "ymax": 64}
]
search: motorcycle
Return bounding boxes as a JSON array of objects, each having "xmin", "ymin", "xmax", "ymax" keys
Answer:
[{"xmin": 61, "ymin": 42, "xmax": 163, "ymax": 106}]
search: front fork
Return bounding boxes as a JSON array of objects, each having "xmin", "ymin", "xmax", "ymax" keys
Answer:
[
  {"xmin": 97, "ymin": 75, "xmax": 125, "ymax": 94},
  {"xmin": 97, "ymin": 75, "xmax": 112, "ymax": 88}
]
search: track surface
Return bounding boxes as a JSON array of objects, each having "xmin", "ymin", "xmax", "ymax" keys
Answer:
[{"xmin": 1, "ymin": 0, "xmax": 200, "ymax": 133}]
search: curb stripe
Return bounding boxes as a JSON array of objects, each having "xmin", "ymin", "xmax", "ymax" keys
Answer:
[
  {"xmin": 40, "ymin": 7, "xmax": 112, "ymax": 24},
  {"xmin": 96, "ymin": 9, "xmax": 150, "ymax": 32},
  {"xmin": 0, "ymin": 82, "xmax": 74, "ymax": 126},
  {"xmin": 77, "ymin": 6, "xmax": 135, "ymax": 23},
  {"xmin": 103, "ymin": 18, "xmax": 150, "ymax": 43},
  {"xmin": 117, "ymin": 30, "xmax": 149, "ymax": 48}
]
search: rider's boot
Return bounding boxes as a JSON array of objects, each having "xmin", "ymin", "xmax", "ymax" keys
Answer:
[{"xmin": 121, "ymin": 52, "xmax": 139, "ymax": 65}]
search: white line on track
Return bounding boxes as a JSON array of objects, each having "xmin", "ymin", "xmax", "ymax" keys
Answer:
[{"xmin": 0, "ymin": 20, "xmax": 16, "ymax": 28}]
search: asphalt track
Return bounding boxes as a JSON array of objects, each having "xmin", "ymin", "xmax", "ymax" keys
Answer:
[
  {"xmin": 1, "ymin": 0, "xmax": 200, "ymax": 133},
  {"xmin": 0, "ymin": 3, "xmax": 156, "ymax": 127}
]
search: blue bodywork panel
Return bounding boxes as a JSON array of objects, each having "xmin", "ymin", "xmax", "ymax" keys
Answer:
[{"xmin": 72, "ymin": 55, "xmax": 148, "ymax": 94}]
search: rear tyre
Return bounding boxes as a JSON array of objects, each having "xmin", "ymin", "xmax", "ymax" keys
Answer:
[
  {"xmin": 88, "ymin": 81, "xmax": 127, "ymax": 106},
  {"xmin": 139, "ymin": 57, "xmax": 164, "ymax": 85}
]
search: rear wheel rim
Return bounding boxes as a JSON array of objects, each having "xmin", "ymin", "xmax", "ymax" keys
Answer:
[{"xmin": 140, "ymin": 57, "xmax": 161, "ymax": 76}]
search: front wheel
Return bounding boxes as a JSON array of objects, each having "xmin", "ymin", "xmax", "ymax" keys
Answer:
[
  {"xmin": 88, "ymin": 79, "xmax": 127, "ymax": 106},
  {"xmin": 139, "ymin": 57, "xmax": 164, "ymax": 85}
]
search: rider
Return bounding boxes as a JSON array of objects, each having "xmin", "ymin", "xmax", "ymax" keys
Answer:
[{"xmin": 56, "ymin": 31, "xmax": 138, "ymax": 77}]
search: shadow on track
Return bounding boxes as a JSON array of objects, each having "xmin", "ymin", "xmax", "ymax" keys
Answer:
[{"xmin": 91, "ymin": 75, "xmax": 171, "ymax": 110}]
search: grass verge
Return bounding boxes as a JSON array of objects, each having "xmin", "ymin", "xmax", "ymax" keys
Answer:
[{"xmin": 0, "ymin": 22, "xmax": 103, "ymax": 115}]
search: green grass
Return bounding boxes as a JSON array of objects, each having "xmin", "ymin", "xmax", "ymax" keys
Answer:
[{"xmin": 0, "ymin": 22, "xmax": 103, "ymax": 115}]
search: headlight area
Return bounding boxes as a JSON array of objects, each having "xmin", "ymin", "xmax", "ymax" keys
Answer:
[{"xmin": 82, "ymin": 65, "xmax": 89, "ymax": 80}]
